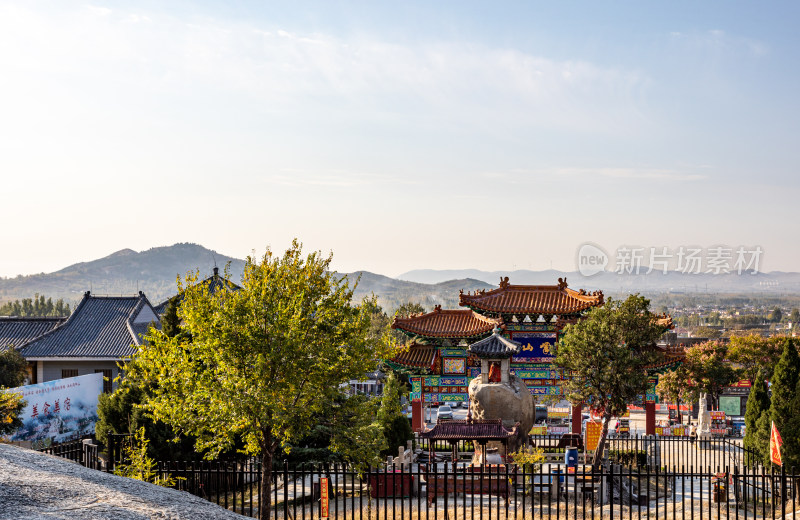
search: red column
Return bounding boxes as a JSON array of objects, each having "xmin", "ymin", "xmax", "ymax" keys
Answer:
[
  {"xmin": 571, "ymin": 404, "xmax": 583, "ymax": 435},
  {"xmin": 411, "ymin": 399, "xmax": 423, "ymax": 432},
  {"xmin": 645, "ymin": 402, "xmax": 656, "ymax": 435}
]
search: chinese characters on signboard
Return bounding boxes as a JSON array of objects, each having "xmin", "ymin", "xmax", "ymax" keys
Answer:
[{"xmin": 5, "ymin": 373, "xmax": 103, "ymax": 446}]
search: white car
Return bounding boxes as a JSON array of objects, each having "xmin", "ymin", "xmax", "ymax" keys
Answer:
[{"xmin": 437, "ymin": 405, "xmax": 454, "ymax": 420}]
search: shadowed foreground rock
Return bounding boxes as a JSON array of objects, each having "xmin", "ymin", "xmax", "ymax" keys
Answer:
[{"xmin": 0, "ymin": 443, "xmax": 248, "ymax": 520}]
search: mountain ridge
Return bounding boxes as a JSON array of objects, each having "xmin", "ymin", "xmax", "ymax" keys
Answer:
[{"xmin": 0, "ymin": 244, "xmax": 494, "ymax": 312}]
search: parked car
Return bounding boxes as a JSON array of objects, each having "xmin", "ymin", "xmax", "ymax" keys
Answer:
[{"xmin": 437, "ymin": 405, "xmax": 454, "ymax": 420}]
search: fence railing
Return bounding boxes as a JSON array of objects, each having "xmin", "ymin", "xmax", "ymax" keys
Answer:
[
  {"xmin": 36, "ymin": 435, "xmax": 100, "ymax": 470},
  {"xmin": 38, "ymin": 435, "xmax": 796, "ymax": 520}
]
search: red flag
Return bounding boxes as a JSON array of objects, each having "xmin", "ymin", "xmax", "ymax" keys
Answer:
[{"xmin": 770, "ymin": 421, "xmax": 783, "ymax": 466}]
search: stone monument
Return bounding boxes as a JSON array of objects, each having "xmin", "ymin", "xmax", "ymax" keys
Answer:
[{"xmin": 467, "ymin": 328, "xmax": 534, "ymax": 462}]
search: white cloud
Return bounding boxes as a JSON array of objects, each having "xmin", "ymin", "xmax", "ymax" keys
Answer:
[{"xmin": 0, "ymin": 4, "xmax": 653, "ymax": 137}]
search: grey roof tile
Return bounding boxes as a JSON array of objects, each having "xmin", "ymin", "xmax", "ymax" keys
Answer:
[
  {"xmin": 467, "ymin": 331, "xmax": 521, "ymax": 359},
  {"xmin": 20, "ymin": 292, "xmax": 160, "ymax": 359},
  {"xmin": 0, "ymin": 318, "xmax": 66, "ymax": 351}
]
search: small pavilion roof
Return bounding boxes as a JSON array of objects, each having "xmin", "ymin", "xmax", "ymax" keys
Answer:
[
  {"xmin": 467, "ymin": 330, "xmax": 521, "ymax": 359},
  {"xmin": 459, "ymin": 277, "xmax": 603, "ymax": 315},
  {"xmin": 388, "ymin": 344, "xmax": 439, "ymax": 371},
  {"xmin": 420, "ymin": 419, "xmax": 518, "ymax": 441},
  {"xmin": 391, "ymin": 306, "xmax": 502, "ymax": 339}
]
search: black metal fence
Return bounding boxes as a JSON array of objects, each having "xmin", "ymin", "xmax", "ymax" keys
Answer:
[
  {"xmin": 36, "ymin": 435, "xmax": 100, "ymax": 470},
  {"xmin": 218, "ymin": 460, "xmax": 798, "ymax": 520},
  {"xmin": 38, "ymin": 435, "xmax": 797, "ymax": 519}
]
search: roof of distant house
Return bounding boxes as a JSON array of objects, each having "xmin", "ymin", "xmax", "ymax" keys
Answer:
[
  {"xmin": 0, "ymin": 317, "xmax": 66, "ymax": 352},
  {"xmin": 154, "ymin": 266, "xmax": 240, "ymax": 315},
  {"xmin": 20, "ymin": 292, "xmax": 160, "ymax": 359}
]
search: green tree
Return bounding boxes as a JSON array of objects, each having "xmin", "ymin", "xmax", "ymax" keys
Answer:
[
  {"xmin": 0, "ymin": 295, "xmax": 70, "ymax": 317},
  {"xmin": 555, "ymin": 294, "xmax": 665, "ymax": 469},
  {"xmin": 391, "ymin": 302, "xmax": 426, "ymax": 345},
  {"xmin": 0, "ymin": 348, "xmax": 29, "ymax": 388},
  {"xmin": 159, "ymin": 297, "xmax": 182, "ymax": 339},
  {"xmin": 126, "ymin": 241, "xmax": 396, "ymax": 520},
  {"xmin": 771, "ymin": 307, "xmax": 783, "ymax": 323},
  {"xmin": 113, "ymin": 427, "xmax": 181, "ymax": 487},
  {"xmin": 95, "ymin": 375, "xmax": 196, "ymax": 461},
  {"xmin": 743, "ymin": 369, "xmax": 769, "ymax": 467},
  {"xmin": 767, "ymin": 338, "xmax": 800, "ymax": 468},
  {"xmin": 655, "ymin": 366, "xmax": 695, "ymax": 424},
  {"xmin": 682, "ymin": 341, "xmax": 738, "ymax": 410},
  {"xmin": 376, "ymin": 374, "xmax": 413, "ymax": 457},
  {"xmin": 728, "ymin": 334, "xmax": 786, "ymax": 382},
  {"xmin": 790, "ymin": 308, "xmax": 800, "ymax": 324},
  {"xmin": 0, "ymin": 390, "xmax": 26, "ymax": 435}
]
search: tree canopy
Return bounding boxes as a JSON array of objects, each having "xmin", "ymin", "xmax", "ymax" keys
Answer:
[
  {"xmin": 555, "ymin": 294, "xmax": 666, "ymax": 468},
  {"xmin": 0, "ymin": 294, "xmax": 70, "ymax": 317},
  {"xmin": 727, "ymin": 334, "xmax": 786, "ymax": 382},
  {"xmin": 768, "ymin": 338, "xmax": 800, "ymax": 468},
  {"xmin": 126, "ymin": 241, "xmax": 397, "ymax": 520},
  {"xmin": 0, "ymin": 348, "xmax": 29, "ymax": 388},
  {"xmin": 655, "ymin": 366, "xmax": 695, "ymax": 423},
  {"xmin": 743, "ymin": 368, "xmax": 769, "ymax": 467},
  {"xmin": 682, "ymin": 341, "xmax": 738, "ymax": 410}
]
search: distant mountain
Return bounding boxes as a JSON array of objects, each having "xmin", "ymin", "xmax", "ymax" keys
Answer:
[
  {"xmin": 0, "ymin": 244, "xmax": 245, "ymax": 306},
  {"xmin": 0, "ymin": 244, "xmax": 495, "ymax": 313},
  {"xmin": 346, "ymin": 271, "xmax": 494, "ymax": 311},
  {"xmin": 397, "ymin": 269, "xmax": 800, "ymax": 295}
]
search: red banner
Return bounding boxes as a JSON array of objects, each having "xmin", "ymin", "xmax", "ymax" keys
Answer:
[
  {"xmin": 320, "ymin": 477, "xmax": 330, "ymax": 517},
  {"xmin": 770, "ymin": 422, "xmax": 783, "ymax": 466}
]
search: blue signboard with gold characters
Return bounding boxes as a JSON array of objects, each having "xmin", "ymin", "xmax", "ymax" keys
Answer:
[{"xmin": 511, "ymin": 333, "xmax": 558, "ymax": 363}]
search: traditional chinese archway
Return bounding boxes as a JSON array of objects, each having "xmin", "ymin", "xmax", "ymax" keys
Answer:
[{"xmin": 389, "ymin": 277, "xmax": 605, "ymax": 435}]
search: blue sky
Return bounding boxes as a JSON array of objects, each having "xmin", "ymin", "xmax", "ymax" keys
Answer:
[{"xmin": 1, "ymin": 1, "xmax": 798, "ymax": 277}]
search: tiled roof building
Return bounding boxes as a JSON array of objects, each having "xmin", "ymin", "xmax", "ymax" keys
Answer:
[
  {"xmin": 0, "ymin": 317, "xmax": 66, "ymax": 351},
  {"xmin": 19, "ymin": 291, "xmax": 160, "ymax": 390},
  {"xmin": 459, "ymin": 277, "xmax": 604, "ymax": 317},
  {"xmin": 390, "ymin": 277, "xmax": 606, "ymax": 405},
  {"xmin": 392, "ymin": 307, "xmax": 503, "ymax": 341}
]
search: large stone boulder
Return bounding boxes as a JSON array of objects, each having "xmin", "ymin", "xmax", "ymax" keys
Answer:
[{"xmin": 468, "ymin": 373, "xmax": 534, "ymax": 456}]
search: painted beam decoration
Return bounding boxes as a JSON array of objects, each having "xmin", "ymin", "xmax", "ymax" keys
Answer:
[{"xmin": 5, "ymin": 373, "xmax": 103, "ymax": 448}]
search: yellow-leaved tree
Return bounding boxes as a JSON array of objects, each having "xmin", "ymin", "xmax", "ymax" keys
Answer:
[{"xmin": 127, "ymin": 240, "xmax": 396, "ymax": 520}]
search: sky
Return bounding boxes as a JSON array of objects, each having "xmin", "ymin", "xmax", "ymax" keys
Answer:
[{"xmin": 1, "ymin": 1, "xmax": 799, "ymax": 278}]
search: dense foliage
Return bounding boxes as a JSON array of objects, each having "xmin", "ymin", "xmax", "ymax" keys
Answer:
[
  {"xmin": 727, "ymin": 334, "xmax": 786, "ymax": 382},
  {"xmin": 655, "ymin": 366, "xmax": 695, "ymax": 423},
  {"xmin": 681, "ymin": 341, "xmax": 738, "ymax": 410},
  {"xmin": 376, "ymin": 374, "xmax": 413, "ymax": 457},
  {"xmin": 0, "ymin": 348, "xmax": 29, "ymax": 388},
  {"xmin": 0, "ymin": 390, "xmax": 26, "ymax": 435},
  {"xmin": 0, "ymin": 294, "xmax": 70, "ymax": 317},
  {"xmin": 743, "ymin": 369, "xmax": 770, "ymax": 466},
  {"xmin": 768, "ymin": 339, "xmax": 800, "ymax": 468},
  {"xmin": 555, "ymin": 294, "xmax": 665, "ymax": 469},
  {"xmin": 126, "ymin": 241, "xmax": 396, "ymax": 520}
]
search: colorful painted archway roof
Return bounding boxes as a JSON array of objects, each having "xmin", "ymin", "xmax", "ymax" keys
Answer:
[
  {"xmin": 459, "ymin": 277, "xmax": 604, "ymax": 315},
  {"xmin": 391, "ymin": 307, "xmax": 503, "ymax": 339}
]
